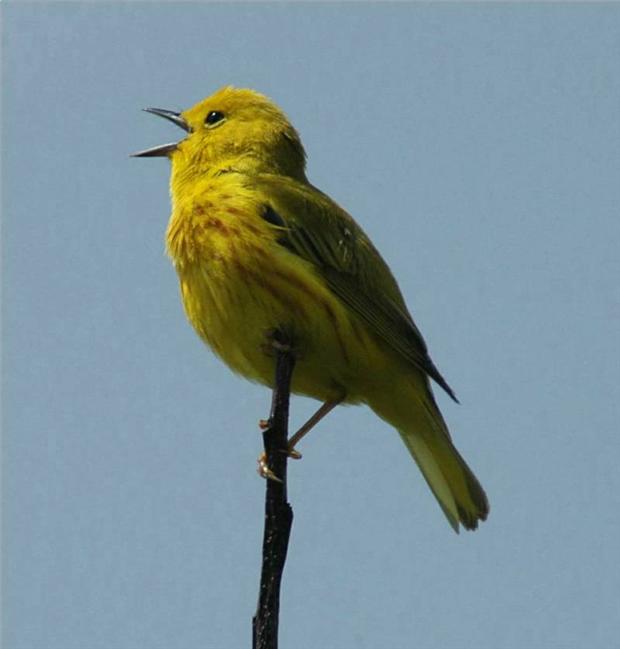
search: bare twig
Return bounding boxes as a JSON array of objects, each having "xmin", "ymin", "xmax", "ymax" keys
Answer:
[{"xmin": 252, "ymin": 330, "xmax": 296, "ymax": 649}]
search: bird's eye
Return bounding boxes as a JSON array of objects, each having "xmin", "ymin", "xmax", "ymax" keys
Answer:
[{"xmin": 205, "ymin": 111, "xmax": 225, "ymax": 126}]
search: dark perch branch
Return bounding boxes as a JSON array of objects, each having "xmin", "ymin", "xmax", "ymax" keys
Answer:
[{"xmin": 253, "ymin": 331, "xmax": 296, "ymax": 649}]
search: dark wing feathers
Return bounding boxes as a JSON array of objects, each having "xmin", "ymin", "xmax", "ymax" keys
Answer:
[
  {"xmin": 322, "ymin": 269, "xmax": 458, "ymax": 402},
  {"xmin": 257, "ymin": 176, "xmax": 457, "ymax": 402}
]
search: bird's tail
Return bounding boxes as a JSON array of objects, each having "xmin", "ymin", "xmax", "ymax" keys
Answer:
[{"xmin": 367, "ymin": 375, "xmax": 489, "ymax": 532}]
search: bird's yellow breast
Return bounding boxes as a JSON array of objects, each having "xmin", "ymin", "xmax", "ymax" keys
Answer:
[{"xmin": 165, "ymin": 175, "xmax": 384, "ymax": 403}]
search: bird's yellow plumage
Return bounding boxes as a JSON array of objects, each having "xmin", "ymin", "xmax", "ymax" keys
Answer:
[{"xmin": 135, "ymin": 86, "xmax": 489, "ymax": 532}]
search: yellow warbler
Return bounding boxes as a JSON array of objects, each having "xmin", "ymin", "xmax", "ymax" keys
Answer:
[{"xmin": 134, "ymin": 86, "xmax": 489, "ymax": 532}]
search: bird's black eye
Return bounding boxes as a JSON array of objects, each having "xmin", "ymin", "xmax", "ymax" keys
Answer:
[{"xmin": 205, "ymin": 111, "xmax": 225, "ymax": 126}]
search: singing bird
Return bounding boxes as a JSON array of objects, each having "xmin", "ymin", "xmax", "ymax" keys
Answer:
[{"xmin": 133, "ymin": 86, "xmax": 489, "ymax": 532}]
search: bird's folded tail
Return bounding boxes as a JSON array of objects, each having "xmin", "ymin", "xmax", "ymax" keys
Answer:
[{"xmin": 368, "ymin": 376, "xmax": 489, "ymax": 532}]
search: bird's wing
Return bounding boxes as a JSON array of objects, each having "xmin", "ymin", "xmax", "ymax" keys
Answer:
[{"xmin": 254, "ymin": 175, "xmax": 457, "ymax": 401}]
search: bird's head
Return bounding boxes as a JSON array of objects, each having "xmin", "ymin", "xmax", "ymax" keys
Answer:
[{"xmin": 132, "ymin": 86, "xmax": 307, "ymax": 182}]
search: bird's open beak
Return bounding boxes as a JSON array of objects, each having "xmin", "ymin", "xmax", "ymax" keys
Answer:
[{"xmin": 131, "ymin": 108, "xmax": 190, "ymax": 158}]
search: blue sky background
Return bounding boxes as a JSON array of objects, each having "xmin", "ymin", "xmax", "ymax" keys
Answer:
[{"xmin": 2, "ymin": 3, "xmax": 619, "ymax": 648}]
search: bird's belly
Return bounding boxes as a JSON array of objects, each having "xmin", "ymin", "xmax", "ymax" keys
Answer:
[{"xmin": 176, "ymin": 249, "xmax": 383, "ymax": 404}]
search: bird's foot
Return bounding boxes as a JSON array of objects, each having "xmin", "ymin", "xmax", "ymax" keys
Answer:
[
  {"xmin": 257, "ymin": 443, "xmax": 302, "ymax": 481},
  {"xmin": 283, "ymin": 445, "xmax": 302, "ymax": 460},
  {"xmin": 261, "ymin": 328, "xmax": 297, "ymax": 357},
  {"xmin": 257, "ymin": 452, "xmax": 282, "ymax": 483}
]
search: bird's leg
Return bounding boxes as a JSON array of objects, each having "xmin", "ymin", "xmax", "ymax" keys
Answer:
[
  {"xmin": 257, "ymin": 452, "xmax": 282, "ymax": 482},
  {"xmin": 257, "ymin": 327, "xmax": 295, "ymax": 482},
  {"xmin": 259, "ymin": 398, "xmax": 343, "ymax": 476},
  {"xmin": 286, "ymin": 398, "xmax": 343, "ymax": 459},
  {"xmin": 258, "ymin": 328, "xmax": 295, "ymax": 434}
]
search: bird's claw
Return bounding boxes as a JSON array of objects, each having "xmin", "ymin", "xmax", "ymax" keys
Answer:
[
  {"xmin": 258, "ymin": 418, "xmax": 302, "ymax": 458},
  {"xmin": 257, "ymin": 452, "xmax": 283, "ymax": 483},
  {"xmin": 262, "ymin": 328, "xmax": 295, "ymax": 356},
  {"xmin": 283, "ymin": 446, "xmax": 302, "ymax": 460},
  {"xmin": 270, "ymin": 338, "xmax": 291, "ymax": 352}
]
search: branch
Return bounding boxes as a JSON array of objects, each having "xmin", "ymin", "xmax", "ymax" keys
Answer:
[{"xmin": 252, "ymin": 331, "xmax": 296, "ymax": 649}]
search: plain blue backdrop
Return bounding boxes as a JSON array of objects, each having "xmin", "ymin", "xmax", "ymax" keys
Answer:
[{"xmin": 3, "ymin": 3, "xmax": 619, "ymax": 648}]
